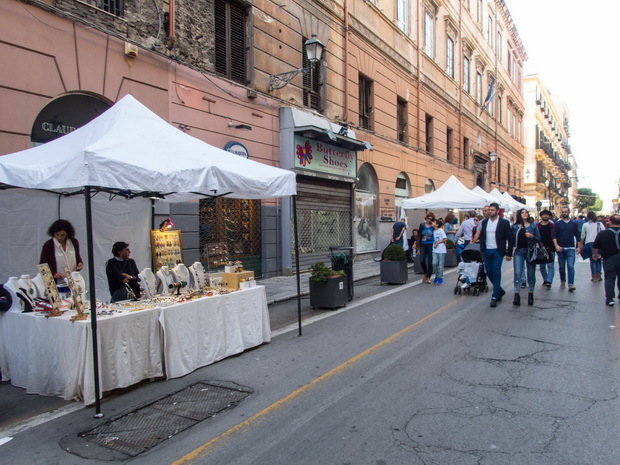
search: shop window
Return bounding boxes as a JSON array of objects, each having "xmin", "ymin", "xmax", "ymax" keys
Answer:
[
  {"xmin": 355, "ymin": 163, "xmax": 378, "ymax": 253},
  {"xmin": 215, "ymin": 0, "xmax": 247, "ymax": 85},
  {"xmin": 397, "ymin": 98, "xmax": 407, "ymax": 143},
  {"xmin": 302, "ymin": 36, "xmax": 321, "ymax": 112},
  {"xmin": 424, "ymin": 179, "xmax": 436, "ymax": 194},
  {"xmin": 199, "ymin": 198, "xmax": 262, "ymax": 275},
  {"xmin": 359, "ymin": 74, "xmax": 373, "ymax": 130}
]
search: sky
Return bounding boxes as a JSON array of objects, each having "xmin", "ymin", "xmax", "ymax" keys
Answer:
[{"xmin": 505, "ymin": 0, "xmax": 619, "ymax": 212}]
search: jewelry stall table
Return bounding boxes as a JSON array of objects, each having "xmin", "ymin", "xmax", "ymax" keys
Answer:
[
  {"xmin": 0, "ymin": 306, "xmax": 164, "ymax": 406},
  {"xmin": 0, "ymin": 286, "xmax": 270, "ymax": 405}
]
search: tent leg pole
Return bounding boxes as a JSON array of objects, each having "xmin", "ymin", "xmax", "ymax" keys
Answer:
[
  {"xmin": 85, "ymin": 186, "xmax": 103, "ymax": 417},
  {"xmin": 151, "ymin": 198, "xmax": 155, "ymax": 230},
  {"xmin": 292, "ymin": 195, "xmax": 302, "ymax": 336}
]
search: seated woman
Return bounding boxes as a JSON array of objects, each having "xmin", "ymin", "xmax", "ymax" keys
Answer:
[
  {"xmin": 106, "ymin": 241, "xmax": 141, "ymax": 302},
  {"xmin": 39, "ymin": 219, "xmax": 84, "ymax": 280}
]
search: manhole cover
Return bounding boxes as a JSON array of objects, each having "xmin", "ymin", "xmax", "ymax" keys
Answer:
[{"xmin": 78, "ymin": 382, "xmax": 252, "ymax": 457}]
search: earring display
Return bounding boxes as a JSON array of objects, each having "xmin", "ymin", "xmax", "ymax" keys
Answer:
[
  {"xmin": 64, "ymin": 266, "xmax": 86, "ymax": 321},
  {"xmin": 37, "ymin": 263, "xmax": 62, "ymax": 317},
  {"xmin": 150, "ymin": 229, "xmax": 184, "ymax": 270}
]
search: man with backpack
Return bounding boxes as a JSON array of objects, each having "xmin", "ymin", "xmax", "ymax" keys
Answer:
[{"xmin": 592, "ymin": 214, "xmax": 620, "ymax": 306}]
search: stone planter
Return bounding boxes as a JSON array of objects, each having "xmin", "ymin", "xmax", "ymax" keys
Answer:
[
  {"xmin": 445, "ymin": 249, "xmax": 458, "ymax": 267},
  {"xmin": 309, "ymin": 276, "xmax": 348, "ymax": 309},
  {"xmin": 380, "ymin": 260, "xmax": 408, "ymax": 284}
]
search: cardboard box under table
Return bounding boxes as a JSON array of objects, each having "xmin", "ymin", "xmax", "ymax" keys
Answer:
[{"xmin": 221, "ymin": 271, "xmax": 254, "ymax": 289}]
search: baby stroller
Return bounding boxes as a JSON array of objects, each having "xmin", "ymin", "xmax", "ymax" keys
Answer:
[{"xmin": 454, "ymin": 243, "xmax": 488, "ymax": 296}]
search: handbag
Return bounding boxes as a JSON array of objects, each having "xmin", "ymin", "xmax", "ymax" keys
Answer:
[{"xmin": 526, "ymin": 243, "xmax": 552, "ymax": 265}]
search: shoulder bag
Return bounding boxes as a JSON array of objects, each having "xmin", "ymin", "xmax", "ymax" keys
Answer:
[{"xmin": 526, "ymin": 242, "xmax": 552, "ymax": 265}]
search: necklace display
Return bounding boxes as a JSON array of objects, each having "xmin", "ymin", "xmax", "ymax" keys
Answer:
[{"xmin": 18, "ymin": 275, "xmax": 37, "ymax": 299}]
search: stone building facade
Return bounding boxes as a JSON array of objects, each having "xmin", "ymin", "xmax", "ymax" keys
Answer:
[
  {"xmin": 0, "ymin": 0, "xmax": 528, "ymax": 274},
  {"xmin": 523, "ymin": 74, "xmax": 573, "ymax": 214}
]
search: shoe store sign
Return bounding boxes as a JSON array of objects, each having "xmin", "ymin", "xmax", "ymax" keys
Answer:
[{"xmin": 293, "ymin": 135, "xmax": 357, "ymax": 179}]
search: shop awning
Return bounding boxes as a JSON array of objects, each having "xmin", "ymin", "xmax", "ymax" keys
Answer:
[{"xmin": 294, "ymin": 125, "xmax": 373, "ymax": 151}]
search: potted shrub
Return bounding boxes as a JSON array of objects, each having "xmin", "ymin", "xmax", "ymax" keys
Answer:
[
  {"xmin": 309, "ymin": 262, "xmax": 348, "ymax": 309},
  {"xmin": 445, "ymin": 238, "xmax": 458, "ymax": 267},
  {"xmin": 380, "ymin": 244, "xmax": 408, "ymax": 284}
]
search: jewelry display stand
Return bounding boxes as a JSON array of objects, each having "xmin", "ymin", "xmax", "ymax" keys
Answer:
[
  {"xmin": 189, "ymin": 262, "xmax": 207, "ymax": 289},
  {"xmin": 18, "ymin": 275, "xmax": 39, "ymax": 299},
  {"xmin": 3, "ymin": 277, "xmax": 21, "ymax": 312},
  {"xmin": 150, "ymin": 229, "xmax": 184, "ymax": 270},
  {"xmin": 156, "ymin": 266, "xmax": 173, "ymax": 295},
  {"xmin": 37, "ymin": 264, "xmax": 62, "ymax": 317},
  {"xmin": 64, "ymin": 266, "xmax": 86, "ymax": 321},
  {"xmin": 32, "ymin": 273, "xmax": 46, "ymax": 299},
  {"xmin": 140, "ymin": 268, "xmax": 158, "ymax": 297},
  {"xmin": 70, "ymin": 272, "xmax": 87, "ymax": 304},
  {"xmin": 172, "ymin": 264, "xmax": 190, "ymax": 292}
]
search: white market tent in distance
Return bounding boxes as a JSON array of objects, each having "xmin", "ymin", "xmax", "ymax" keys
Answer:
[
  {"xmin": 488, "ymin": 188, "xmax": 533, "ymax": 211},
  {"xmin": 0, "ymin": 94, "xmax": 296, "ymax": 200},
  {"xmin": 401, "ymin": 175, "xmax": 489, "ymax": 210},
  {"xmin": 471, "ymin": 185, "xmax": 496, "ymax": 203}
]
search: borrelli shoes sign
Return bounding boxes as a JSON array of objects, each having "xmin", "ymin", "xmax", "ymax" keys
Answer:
[{"xmin": 293, "ymin": 135, "xmax": 357, "ymax": 179}]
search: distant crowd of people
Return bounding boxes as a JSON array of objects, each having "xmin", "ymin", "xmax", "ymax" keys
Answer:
[{"xmin": 392, "ymin": 206, "xmax": 620, "ymax": 307}]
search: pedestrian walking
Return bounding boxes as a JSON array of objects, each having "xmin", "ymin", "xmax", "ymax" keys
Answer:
[
  {"xmin": 432, "ymin": 219, "xmax": 447, "ymax": 285},
  {"xmin": 579, "ymin": 211, "xmax": 604, "ymax": 281},
  {"xmin": 455, "ymin": 210, "xmax": 478, "ymax": 261},
  {"xmin": 592, "ymin": 214, "xmax": 620, "ymax": 306},
  {"xmin": 391, "ymin": 217, "xmax": 407, "ymax": 248},
  {"xmin": 416, "ymin": 213, "xmax": 436, "ymax": 283},
  {"xmin": 511, "ymin": 208, "xmax": 541, "ymax": 306},
  {"xmin": 536, "ymin": 209, "xmax": 555, "ymax": 289},
  {"xmin": 443, "ymin": 212, "xmax": 456, "ymax": 243},
  {"xmin": 552, "ymin": 206, "xmax": 581, "ymax": 292},
  {"xmin": 474, "ymin": 202, "xmax": 514, "ymax": 307}
]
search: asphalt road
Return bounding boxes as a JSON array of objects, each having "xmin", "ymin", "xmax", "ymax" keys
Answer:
[{"xmin": 2, "ymin": 260, "xmax": 619, "ymax": 464}]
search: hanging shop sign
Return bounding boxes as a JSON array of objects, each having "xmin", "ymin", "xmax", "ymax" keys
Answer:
[
  {"xmin": 293, "ymin": 135, "xmax": 356, "ymax": 179},
  {"xmin": 224, "ymin": 141, "xmax": 249, "ymax": 158}
]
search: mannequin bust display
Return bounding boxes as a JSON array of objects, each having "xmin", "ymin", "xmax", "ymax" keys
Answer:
[
  {"xmin": 172, "ymin": 264, "xmax": 190, "ymax": 292},
  {"xmin": 18, "ymin": 274, "xmax": 38, "ymax": 299},
  {"xmin": 31, "ymin": 273, "xmax": 47, "ymax": 299},
  {"xmin": 156, "ymin": 266, "xmax": 173, "ymax": 295},
  {"xmin": 190, "ymin": 262, "xmax": 206, "ymax": 289},
  {"xmin": 4, "ymin": 277, "xmax": 21, "ymax": 312},
  {"xmin": 140, "ymin": 268, "xmax": 157, "ymax": 297}
]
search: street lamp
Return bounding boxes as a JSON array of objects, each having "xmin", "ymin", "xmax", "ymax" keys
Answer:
[{"xmin": 269, "ymin": 34, "xmax": 325, "ymax": 90}]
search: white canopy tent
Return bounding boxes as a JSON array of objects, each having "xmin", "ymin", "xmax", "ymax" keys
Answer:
[
  {"xmin": 401, "ymin": 175, "xmax": 490, "ymax": 210},
  {"xmin": 502, "ymin": 191, "xmax": 533, "ymax": 211},
  {"xmin": 0, "ymin": 95, "xmax": 297, "ymax": 413},
  {"xmin": 471, "ymin": 185, "xmax": 496, "ymax": 203}
]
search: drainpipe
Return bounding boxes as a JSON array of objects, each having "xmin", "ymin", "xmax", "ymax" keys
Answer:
[
  {"xmin": 167, "ymin": 0, "xmax": 176, "ymax": 49},
  {"xmin": 343, "ymin": 0, "xmax": 349, "ymax": 123}
]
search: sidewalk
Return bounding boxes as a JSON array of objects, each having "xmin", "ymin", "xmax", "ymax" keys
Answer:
[{"xmin": 261, "ymin": 257, "xmax": 389, "ymax": 304}]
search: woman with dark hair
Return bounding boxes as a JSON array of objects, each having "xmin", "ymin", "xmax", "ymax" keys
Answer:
[
  {"xmin": 416, "ymin": 212, "xmax": 436, "ymax": 283},
  {"xmin": 579, "ymin": 211, "xmax": 604, "ymax": 281},
  {"xmin": 39, "ymin": 219, "xmax": 84, "ymax": 280},
  {"xmin": 511, "ymin": 208, "xmax": 541, "ymax": 306},
  {"xmin": 444, "ymin": 212, "xmax": 456, "ymax": 243}
]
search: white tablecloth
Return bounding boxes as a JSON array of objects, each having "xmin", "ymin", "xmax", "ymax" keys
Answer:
[
  {"xmin": 0, "ymin": 286, "xmax": 270, "ymax": 405},
  {"xmin": 159, "ymin": 286, "xmax": 271, "ymax": 378}
]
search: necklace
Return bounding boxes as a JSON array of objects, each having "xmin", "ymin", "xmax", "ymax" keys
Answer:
[{"xmin": 18, "ymin": 275, "xmax": 37, "ymax": 298}]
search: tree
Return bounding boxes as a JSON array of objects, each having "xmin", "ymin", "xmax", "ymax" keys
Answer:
[{"xmin": 576, "ymin": 187, "xmax": 600, "ymax": 212}]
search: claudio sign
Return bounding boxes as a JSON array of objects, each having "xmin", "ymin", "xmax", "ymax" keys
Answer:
[{"xmin": 294, "ymin": 136, "xmax": 356, "ymax": 179}]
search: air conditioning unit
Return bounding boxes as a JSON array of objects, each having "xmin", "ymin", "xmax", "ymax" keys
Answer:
[{"xmin": 124, "ymin": 42, "xmax": 138, "ymax": 58}]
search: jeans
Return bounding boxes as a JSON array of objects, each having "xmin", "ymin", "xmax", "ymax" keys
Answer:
[
  {"xmin": 432, "ymin": 252, "xmax": 445, "ymax": 279},
  {"xmin": 539, "ymin": 250, "xmax": 555, "ymax": 284},
  {"xmin": 484, "ymin": 248, "xmax": 504, "ymax": 300},
  {"xmin": 557, "ymin": 248, "xmax": 576, "ymax": 285},
  {"xmin": 513, "ymin": 248, "xmax": 536, "ymax": 292},
  {"xmin": 420, "ymin": 243, "xmax": 434, "ymax": 278},
  {"xmin": 589, "ymin": 257, "xmax": 602, "ymax": 274},
  {"xmin": 603, "ymin": 254, "xmax": 620, "ymax": 301}
]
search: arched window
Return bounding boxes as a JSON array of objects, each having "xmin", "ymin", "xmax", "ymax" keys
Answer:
[
  {"xmin": 355, "ymin": 163, "xmax": 378, "ymax": 253},
  {"xmin": 424, "ymin": 179, "xmax": 436, "ymax": 194},
  {"xmin": 394, "ymin": 172, "xmax": 411, "ymax": 217}
]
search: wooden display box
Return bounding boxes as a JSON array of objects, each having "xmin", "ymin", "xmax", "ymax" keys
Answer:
[
  {"xmin": 221, "ymin": 271, "xmax": 255, "ymax": 289},
  {"xmin": 150, "ymin": 229, "xmax": 184, "ymax": 270}
]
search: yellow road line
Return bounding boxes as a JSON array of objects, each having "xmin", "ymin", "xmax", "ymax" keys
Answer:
[{"xmin": 171, "ymin": 297, "xmax": 461, "ymax": 465}]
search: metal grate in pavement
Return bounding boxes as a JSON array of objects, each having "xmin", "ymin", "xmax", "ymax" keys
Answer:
[{"xmin": 79, "ymin": 382, "xmax": 252, "ymax": 457}]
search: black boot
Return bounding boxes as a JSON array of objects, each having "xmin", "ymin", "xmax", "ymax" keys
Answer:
[
  {"xmin": 528, "ymin": 292, "xmax": 534, "ymax": 306},
  {"xmin": 513, "ymin": 293, "xmax": 520, "ymax": 306}
]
